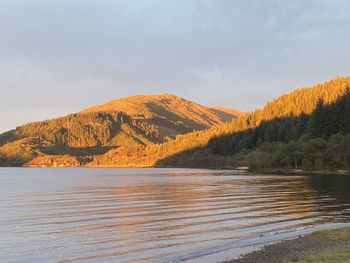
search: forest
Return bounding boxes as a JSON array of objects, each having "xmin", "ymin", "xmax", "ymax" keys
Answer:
[
  {"xmin": 244, "ymin": 90, "xmax": 350, "ymax": 170},
  {"xmin": 154, "ymin": 76, "xmax": 350, "ymax": 170}
]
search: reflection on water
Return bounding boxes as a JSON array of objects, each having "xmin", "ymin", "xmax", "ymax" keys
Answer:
[{"xmin": 0, "ymin": 168, "xmax": 350, "ymax": 262}]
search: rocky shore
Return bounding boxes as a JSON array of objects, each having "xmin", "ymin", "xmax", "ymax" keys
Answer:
[{"xmin": 225, "ymin": 227, "xmax": 350, "ymax": 263}]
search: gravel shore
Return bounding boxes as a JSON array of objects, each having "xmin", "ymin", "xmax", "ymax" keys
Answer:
[{"xmin": 224, "ymin": 228, "xmax": 350, "ymax": 263}]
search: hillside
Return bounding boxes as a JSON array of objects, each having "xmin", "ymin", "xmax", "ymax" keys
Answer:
[
  {"xmin": 1, "ymin": 76, "xmax": 350, "ymax": 168},
  {"xmin": 0, "ymin": 94, "xmax": 239, "ymax": 166},
  {"xmin": 208, "ymin": 106, "xmax": 242, "ymax": 122},
  {"xmin": 153, "ymin": 76, "xmax": 350, "ymax": 167},
  {"xmin": 72, "ymin": 76, "xmax": 350, "ymax": 168},
  {"xmin": 82, "ymin": 93, "xmax": 239, "ymax": 138}
]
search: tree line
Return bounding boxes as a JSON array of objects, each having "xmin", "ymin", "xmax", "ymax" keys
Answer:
[{"xmin": 244, "ymin": 89, "xmax": 350, "ymax": 170}]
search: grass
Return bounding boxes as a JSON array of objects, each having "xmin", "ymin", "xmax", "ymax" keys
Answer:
[
  {"xmin": 290, "ymin": 228, "xmax": 350, "ymax": 263},
  {"xmin": 294, "ymin": 250, "xmax": 350, "ymax": 263},
  {"xmin": 313, "ymin": 228, "xmax": 350, "ymax": 241}
]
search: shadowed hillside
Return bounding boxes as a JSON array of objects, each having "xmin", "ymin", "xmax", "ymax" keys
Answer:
[
  {"xmin": 208, "ymin": 106, "xmax": 242, "ymax": 122},
  {"xmin": 155, "ymin": 77, "xmax": 350, "ymax": 169}
]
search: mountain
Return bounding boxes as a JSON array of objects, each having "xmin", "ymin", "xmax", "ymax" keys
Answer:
[
  {"xmin": 0, "ymin": 94, "xmax": 239, "ymax": 166},
  {"xmin": 81, "ymin": 93, "xmax": 240, "ymax": 138},
  {"xmin": 67, "ymin": 76, "xmax": 350, "ymax": 168},
  {"xmin": 2, "ymin": 76, "xmax": 350, "ymax": 168}
]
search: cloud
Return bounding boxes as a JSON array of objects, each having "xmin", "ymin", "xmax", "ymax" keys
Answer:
[{"xmin": 0, "ymin": 0, "xmax": 349, "ymax": 132}]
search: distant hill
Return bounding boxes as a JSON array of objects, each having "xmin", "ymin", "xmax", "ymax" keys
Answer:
[
  {"xmin": 82, "ymin": 94, "xmax": 239, "ymax": 138},
  {"xmin": 0, "ymin": 94, "xmax": 239, "ymax": 166}
]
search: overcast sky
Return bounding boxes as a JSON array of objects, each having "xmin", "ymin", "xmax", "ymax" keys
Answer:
[{"xmin": 0, "ymin": 0, "xmax": 350, "ymax": 132}]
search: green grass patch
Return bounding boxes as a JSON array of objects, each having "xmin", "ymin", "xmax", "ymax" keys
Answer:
[
  {"xmin": 293, "ymin": 249, "xmax": 350, "ymax": 263},
  {"xmin": 313, "ymin": 228, "xmax": 350, "ymax": 241}
]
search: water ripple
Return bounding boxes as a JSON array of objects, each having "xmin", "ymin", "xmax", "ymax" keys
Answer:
[{"xmin": 1, "ymin": 168, "xmax": 350, "ymax": 262}]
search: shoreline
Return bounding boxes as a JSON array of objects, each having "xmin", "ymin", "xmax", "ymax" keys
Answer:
[
  {"xmin": 225, "ymin": 225, "xmax": 350, "ymax": 263},
  {"xmin": 180, "ymin": 223, "xmax": 350, "ymax": 263},
  {"xmin": 4, "ymin": 165, "xmax": 350, "ymax": 176},
  {"xmin": 249, "ymin": 168, "xmax": 350, "ymax": 176},
  {"xmin": 1, "ymin": 164, "xmax": 349, "ymax": 176}
]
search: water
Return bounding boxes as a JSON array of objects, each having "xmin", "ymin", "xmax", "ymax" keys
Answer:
[{"xmin": 1, "ymin": 168, "xmax": 350, "ymax": 263}]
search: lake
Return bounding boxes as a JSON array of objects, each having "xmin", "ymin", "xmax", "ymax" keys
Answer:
[{"xmin": 1, "ymin": 168, "xmax": 350, "ymax": 263}]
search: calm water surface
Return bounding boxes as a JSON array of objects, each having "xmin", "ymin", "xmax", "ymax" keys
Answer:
[{"xmin": 1, "ymin": 168, "xmax": 350, "ymax": 263}]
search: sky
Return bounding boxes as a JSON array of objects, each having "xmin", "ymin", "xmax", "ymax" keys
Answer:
[{"xmin": 0, "ymin": 0, "xmax": 350, "ymax": 133}]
